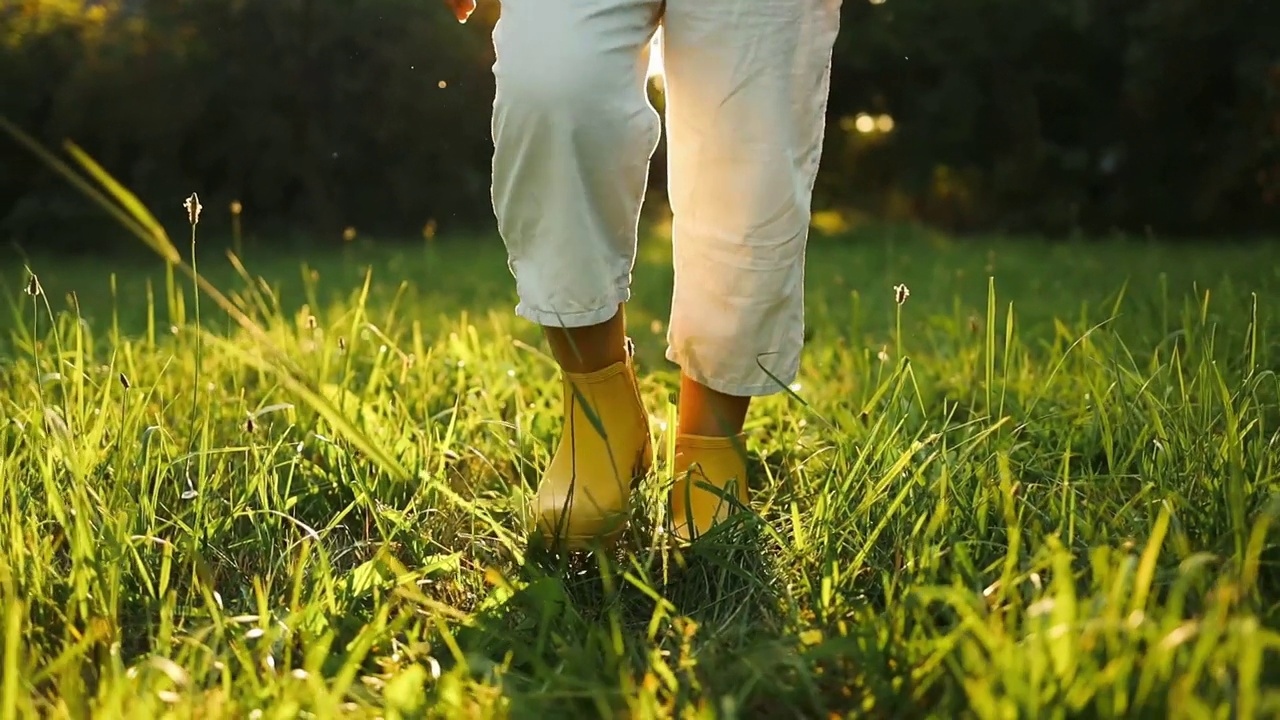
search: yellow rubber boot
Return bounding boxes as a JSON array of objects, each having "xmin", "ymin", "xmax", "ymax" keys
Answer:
[
  {"xmin": 669, "ymin": 434, "xmax": 750, "ymax": 541},
  {"xmin": 534, "ymin": 350, "xmax": 652, "ymax": 549}
]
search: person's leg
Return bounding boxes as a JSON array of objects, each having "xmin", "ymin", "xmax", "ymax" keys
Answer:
[
  {"xmin": 544, "ymin": 305, "xmax": 628, "ymax": 374},
  {"xmin": 491, "ymin": 0, "xmax": 663, "ymax": 548},
  {"xmin": 676, "ymin": 374, "xmax": 749, "ymax": 438},
  {"xmin": 661, "ymin": 1, "xmax": 843, "ymax": 539}
]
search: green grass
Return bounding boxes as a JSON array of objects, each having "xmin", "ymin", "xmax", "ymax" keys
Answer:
[{"xmin": 2, "ymin": 225, "xmax": 1280, "ymax": 719}]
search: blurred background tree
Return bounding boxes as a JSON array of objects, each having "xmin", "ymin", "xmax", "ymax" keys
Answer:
[{"xmin": 1, "ymin": 0, "xmax": 1277, "ymax": 253}]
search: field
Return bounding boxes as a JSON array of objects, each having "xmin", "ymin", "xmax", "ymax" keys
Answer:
[{"xmin": 2, "ymin": 222, "xmax": 1279, "ymax": 718}]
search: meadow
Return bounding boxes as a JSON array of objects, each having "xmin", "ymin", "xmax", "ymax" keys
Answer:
[{"xmin": 2, "ymin": 218, "xmax": 1279, "ymax": 718}]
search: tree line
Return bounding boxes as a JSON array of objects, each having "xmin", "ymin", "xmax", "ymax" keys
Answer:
[{"xmin": 2, "ymin": 0, "xmax": 1277, "ymax": 252}]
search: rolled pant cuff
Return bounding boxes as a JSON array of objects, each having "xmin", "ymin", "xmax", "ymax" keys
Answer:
[
  {"xmin": 665, "ymin": 346, "xmax": 800, "ymax": 398},
  {"xmin": 514, "ymin": 290, "xmax": 629, "ymax": 329}
]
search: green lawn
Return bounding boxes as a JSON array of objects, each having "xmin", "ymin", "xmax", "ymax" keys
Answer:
[{"xmin": 2, "ymin": 227, "xmax": 1279, "ymax": 718}]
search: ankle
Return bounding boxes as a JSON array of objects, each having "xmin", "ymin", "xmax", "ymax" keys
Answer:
[
  {"xmin": 556, "ymin": 344, "xmax": 627, "ymax": 374},
  {"xmin": 677, "ymin": 419, "xmax": 743, "ymax": 438},
  {"xmin": 677, "ymin": 374, "xmax": 750, "ymax": 437},
  {"xmin": 544, "ymin": 305, "xmax": 628, "ymax": 373}
]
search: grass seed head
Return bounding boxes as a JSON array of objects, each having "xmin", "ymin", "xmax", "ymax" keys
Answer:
[{"xmin": 184, "ymin": 192, "xmax": 202, "ymax": 225}]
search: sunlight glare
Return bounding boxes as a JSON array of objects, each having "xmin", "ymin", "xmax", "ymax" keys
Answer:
[{"xmin": 647, "ymin": 28, "xmax": 665, "ymax": 79}]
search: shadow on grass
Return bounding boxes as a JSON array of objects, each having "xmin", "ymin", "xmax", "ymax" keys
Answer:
[
  {"xmin": 449, "ymin": 514, "xmax": 930, "ymax": 717},
  {"xmin": 443, "ymin": 515, "xmax": 790, "ymax": 716}
]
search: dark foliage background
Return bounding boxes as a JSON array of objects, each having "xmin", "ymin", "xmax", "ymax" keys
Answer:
[{"xmin": 2, "ymin": 0, "xmax": 1278, "ymax": 252}]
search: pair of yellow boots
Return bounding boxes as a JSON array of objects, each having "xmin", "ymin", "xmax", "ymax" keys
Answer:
[{"xmin": 532, "ymin": 345, "xmax": 748, "ymax": 549}]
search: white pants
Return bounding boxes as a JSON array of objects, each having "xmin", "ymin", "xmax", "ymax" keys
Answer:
[{"xmin": 491, "ymin": 0, "xmax": 842, "ymax": 396}]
